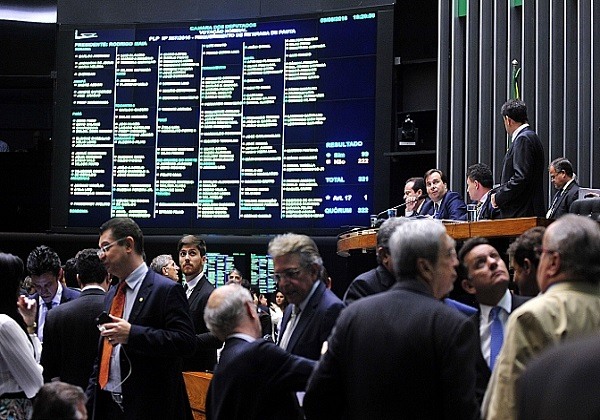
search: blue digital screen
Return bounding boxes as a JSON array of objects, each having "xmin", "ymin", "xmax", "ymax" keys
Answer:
[{"xmin": 53, "ymin": 10, "xmax": 388, "ymax": 234}]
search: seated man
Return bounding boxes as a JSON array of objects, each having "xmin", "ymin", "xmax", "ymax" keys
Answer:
[
  {"xmin": 507, "ymin": 226, "xmax": 545, "ymax": 296},
  {"xmin": 466, "ymin": 163, "xmax": 500, "ymax": 220},
  {"xmin": 420, "ymin": 169, "xmax": 468, "ymax": 220},
  {"xmin": 403, "ymin": 177, "xmax": 427, "ymax": 216},
  {"xmin": 204, "ymin": 284, "xmax": 316, "ymax": 420}
]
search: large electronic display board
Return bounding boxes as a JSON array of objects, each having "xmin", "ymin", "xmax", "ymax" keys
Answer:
[{"xmin": 51, "ymin": 9, "xmax": 393, "ymax": 234}]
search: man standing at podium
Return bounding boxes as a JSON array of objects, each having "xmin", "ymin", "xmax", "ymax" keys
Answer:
[{"xmin": 491, "ymin": 99, "xmax": 545, "ymax": 218}]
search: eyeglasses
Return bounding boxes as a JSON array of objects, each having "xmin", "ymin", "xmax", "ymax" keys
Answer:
[
  {"xmin": 534, "ymin": 246, "xmax": 558, "ymax": 259},
  {"xmin": 273, "ymin": 267, "xmax": 304, "ymax": 282},
  {"xmin": 97, "ymin": 237, "xmax": 127, "ymax": 257}
]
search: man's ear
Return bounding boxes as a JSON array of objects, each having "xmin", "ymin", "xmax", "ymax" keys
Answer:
[
  {"xmin": 522, "ymin": 258, "xmax": 532, "ymax": 275},
  {"xmin": 461, "ymin": 278, "xmax": 476, "ymax": 295},
  {"xmin": 416, "ymin": 257, "xmax": 432, "ymax": 281}
]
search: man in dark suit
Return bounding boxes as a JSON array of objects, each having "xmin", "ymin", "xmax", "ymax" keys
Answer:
[
  {"xmin": 178, "ymin": 235, "xmax": 220, "ymax": 372},
  {"xmin": 458, "ymin": 237, "xmax": 530, "ymax": 405},
  {"xmin": 41, "ymin": 248, "xmax": 110, "ymax": 390},
  {"xmin": 420, "ymin": 168, "xmax": 468, "ymax": 220},
  {"xmin": 204, "ymin": 283, "xmax": 316, "ymax": 420},
  {"xmin": 466, "ymin": 163, "xmax": 500, "ymax": 220},
  {"xmin": 24, "ymin": 245, "xmax": 81, "ymax": 343},
  {"xmin": 491, "ymin": 99, "xmax": 545, "ymax": 218},
  {"xmin": 269, "ymin": 233, "xmax": 344, "ymax": 361},
  {"xmin": 517, "ymin": 332, "xmax": 600, "ymax": 420},
  {"xmin": 87, "ymin": 217, "xmax": 196, "ymax": 419},
  {"xmin": 546, "ymin": 157, "xmax": 579, "ymax": 219},
  {"xmin": 343, "ymin": 217, "xmax": 407, "ymax": 305},
  {"xmin": 403, "ymin": 176, "xmax": 427, "ymax": 216},
  {"xmin": 304, "ymin": 219, "xmax": 480, "ymax": 420}
]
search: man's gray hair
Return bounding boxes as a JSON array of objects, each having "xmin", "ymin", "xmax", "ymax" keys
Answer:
[
  {"xmin": 389, "ymin": 218, "xmax": 447, "ymax": 280},
  {"xmin": 149, "ymin": 254, "xmax": 173, "ymax": 274},
  {"xmin": 268, "ymin": 233, "xmax": 323, "ymax": 270},
  {"xmin": 204, "ymin": 284, "xmax": 253, "ymax": 341},
  {"xmin": 544, "ymin": 214, "xmax": 600, "ymax": 282}
]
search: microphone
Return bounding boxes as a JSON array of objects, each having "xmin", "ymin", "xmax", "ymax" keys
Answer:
[{"xmin": 376, "ymin": 202, "xmax": 408, "ymax": 218}]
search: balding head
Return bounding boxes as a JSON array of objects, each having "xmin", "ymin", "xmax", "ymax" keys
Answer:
[{"xmin": 204, "ymin": 284, "xmax": 260, "ymax": 341}]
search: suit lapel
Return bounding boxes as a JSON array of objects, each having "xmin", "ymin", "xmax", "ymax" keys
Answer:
[
  {"xmin": 128, "ymin": 271, "xmax": 153, "ymax": 323},
  {"xmin": 286, "ymin": 282, "xmax": 325, "ymax": 352}
]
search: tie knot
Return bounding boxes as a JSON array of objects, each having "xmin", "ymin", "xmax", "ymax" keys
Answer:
[
  {"xmin": 293, "ymin": 305, "xmax": 301, "ymax": 316},
  {"xmin": 490, "ymin": 306, "xmax": 501, "ymax": 320},
  {"xmin": 476, "ymin": 201, "xmax": 484, "ymax": 209},
  {"xmin": 45, "ymin": 301, "xmax": 54, "ymax": 311},
  {"xmin": 116, "ymin": 281, "xmax": 128, "ymax": 294}
]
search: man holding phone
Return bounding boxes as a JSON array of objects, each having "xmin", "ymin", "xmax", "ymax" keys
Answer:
[{"xmin": 87, "ymin": 217, "xmax": 196, "ymax": 419}]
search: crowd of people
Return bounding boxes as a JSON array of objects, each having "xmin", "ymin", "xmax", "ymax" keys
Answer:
[{"xmin": 1, "ymin": 98, "xmax": 598, "ymax": 420}]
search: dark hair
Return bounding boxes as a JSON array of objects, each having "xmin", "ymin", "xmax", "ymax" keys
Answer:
[
  {"xmin": 507, "ymin": 227, "xmax": 545, "ymax": 269},
  {"xmin": 99, "ymin": 218, "xmax": 144, "ymax": 256},
  {"xmin": 466, "ymin": 163, "xmax": 494, "ymax": 189},
  {"xmin": 458, "ymin": 237, "xmax": 490, "ymax": 268},
  {"xmin": 0, "ymin": 253, "xmax": 27, "ymax": 334},
  {"xmin": 62, "ymin": 257, "xmax": 79, "ymax": 289},
  {"xmin": 27, "ymin": 245, "xmax": 61, "ymax": 277},
  {"xmin": 32, "ymin": 381, "xmax": 87, "ymax": 420},
  {"xmin": 501, "ymin": 99, "xmax": 528, "ymax": 123},
  {"xmin": 424, "ymin": 168, "xmax": 448, "ymax": 184},
  {"xmin": 405, "ymin": 177, "xmax": 426, "ymax": 195},
  {"xmin": 177, "ymin": 235, "xmax": 207, "ymax": 256},
  {"xmin": 549, "ymin": 157, "xmax": 574, "ymax": 177},
  {"xmin": 76, "ymin": 248, "xmax": 108, "ymax": 286}
]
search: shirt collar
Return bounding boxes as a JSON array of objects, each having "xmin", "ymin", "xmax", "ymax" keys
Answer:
[
  {"xmin": 124, "ymin": 262, "xmax": 148, "ymax": 291},
  {"xmin": 296, "ymin": 280, "xmax": 320, "ymax": 312},
  {"xmin": 228, "ymin": 333, "xmax": 256, "ymax": 343},
  {"xmin": 184, "ymin": 271, "xmax": 205, "ymax": 292},
  {"xmin": 479, "ymin": 289, "xmax": 512, "ymax": 320},
  {"xmin": 511, "ymin": 123, "xmax": 530, "ymax": 141}
]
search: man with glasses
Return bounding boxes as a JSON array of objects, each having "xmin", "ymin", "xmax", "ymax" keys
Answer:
[
  {"xmin": 269, "ymin": 233, "xmax": 344, "ymax": 360},
  {"xmin": 87, "ymin": 217, "xmax": 196, "ymax": 419},
  {"xmin": 177, "ymin": 234, "xmax": 220, "ymax": 372},
  {"xmin": 483, "ymin": 214, "xmax": 600, "ymax": 420},
  {"xmin": 546, "ymin": 157, "xmax": 579, "ymax": 219}
]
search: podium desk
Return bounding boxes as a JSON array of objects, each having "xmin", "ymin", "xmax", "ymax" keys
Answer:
[
  {"xmin": 183, "ymin": 371, "xmax": 213, "ymax": 420},
  {"xmin": 337, "ymin": 217, "xmax": 551, "ymax": 256}
]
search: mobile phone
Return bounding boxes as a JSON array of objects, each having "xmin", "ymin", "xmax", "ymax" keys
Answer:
[{"xmin": 95, "ymin": 311, "xmax": 112, "ymax": 326}]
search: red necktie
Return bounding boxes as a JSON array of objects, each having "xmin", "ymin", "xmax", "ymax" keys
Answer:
[{"xmin": 98, "ymin": 281, "xmax": 127, "ymax": 389}]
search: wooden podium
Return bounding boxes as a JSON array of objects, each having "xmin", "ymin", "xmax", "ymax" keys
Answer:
[
  {"xmin": 337, "ymin": 217, "xmax": 551, "ymax": 256},
  {"xmin": 183, "ymin": 372, "xmax": 213, "ymax": 420}
]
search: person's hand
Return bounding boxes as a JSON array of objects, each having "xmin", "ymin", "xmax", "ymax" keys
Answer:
[
  {"xmin": 491, "ymin": 193, "xmax": 498, "ymax": 209},
  {"xmin": 100, "ymin": 314, "xmax": 131, "ymax": 345},
  {"xmin": 17, "ymin": 295, "xmax": 37, "ymax": 328}
]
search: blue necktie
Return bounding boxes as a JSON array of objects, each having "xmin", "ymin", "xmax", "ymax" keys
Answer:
[{"xmin": 489, "ymin": 306, "xmax": 504, "ymax": 370}]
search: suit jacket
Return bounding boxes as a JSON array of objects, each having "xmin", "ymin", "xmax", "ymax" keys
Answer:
[
  {"xmin": 88, "ymin": 269, "xmax": 196, "ymax": 420},
  {"xmin": 31, "ymin": 286, "xmax": 81, "ymax": 336},
  {"xmin": 343, "ymin": 264, "xmax": 395, "ymax": 305},
  {"xmin": 517, "ymin": 333, "xmax": 600, "ymax": 420},
  {"xmin": 495, "ymin": 126, "xmax": 546, "ymax": 218},
  {"xmin": 548, "ymin": 180, "xmax": 579, "ymax": 219},
  {"xmin": 183, "ymin": 274, "xmax": 217, "ymax": 372},
  {"xmin": 304, "ymin": 280, "xmax": 480, "ymax": 420},
  {"xmin": 420, "ymin": 190, "xmax": 468, "ymax": 221},
  {"xmin": 206, "ymin": 337, "xmax": 316, "ymax": 420},
  {"xmin": 278, "ymin": 281, "xmax": 344, "ymax": 360},
  {"xmin": 41, "ymin": 287, "xmax": 105, "ymax": 389},
  {"xmin": 477, "ymin": 194, "xmax": 500, "ymax": 220},
  {"xmin": 470, "ymin": 294, "xmax": 530, "ymax": 406}
]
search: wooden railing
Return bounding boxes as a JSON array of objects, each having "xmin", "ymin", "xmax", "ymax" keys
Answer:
[{"xmin": 337, "ymin": 217, "xmax": 551, "ymax": 256}]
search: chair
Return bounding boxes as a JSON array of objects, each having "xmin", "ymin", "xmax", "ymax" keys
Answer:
[{"xmin": 569, "ymin": 197, "xmax": 600, "ymax": 221}]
